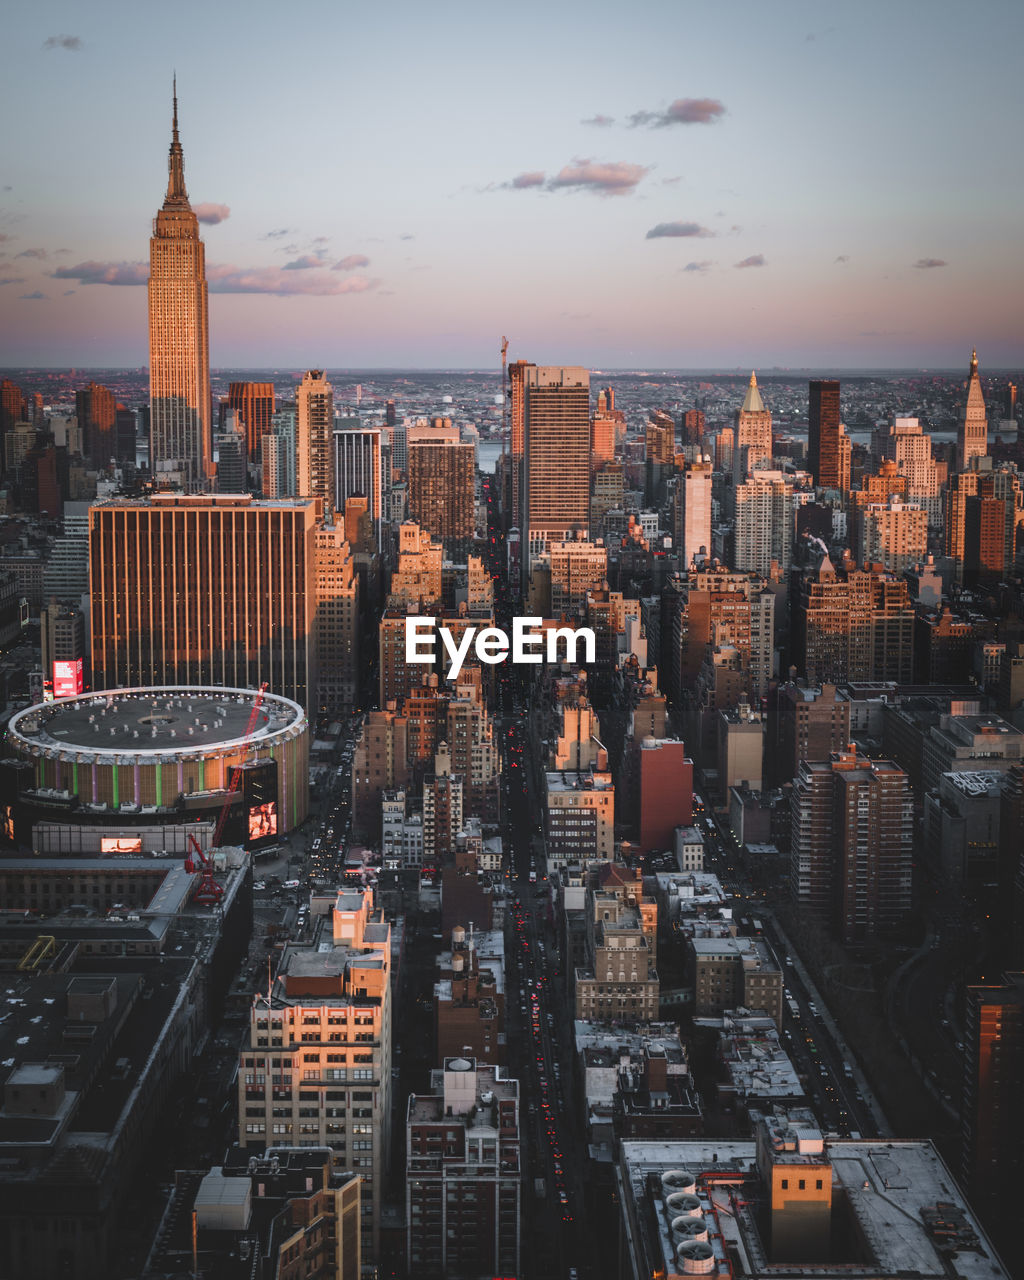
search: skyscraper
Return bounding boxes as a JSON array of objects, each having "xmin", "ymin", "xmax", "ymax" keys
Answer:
[
  {"xmin": 296, "ymin": 370, "xmax": 335, "ymax": 517},
  {"xmin": 956, "ymin": 348, "xmax": 988, "ymax": 472},
  {"xmin": 522, "ymin": 366, "xmax": 590, "ymax": 561},
  {"xmin": 407, "ymin": 436, "xmax": 475, "ymax": 558},
  {"xmin": 734, "ymin": 471, "xmax": 793, "ymax": 575},
  {"xmin": 148, "ymin": 84, "xmax": 211, "ymax": 490},
  {"xmin": 507, "ymin": 358, "xmax": 536, "ymax": 531},
  {"xmin": 335, "ymin": 422, "xmax": 383, "ymax": 532},
  {"xmin": 807, "ymin": 379, "xmax": 841, "ymax": 489},
  {"xmin": 227, "ymin": 381, "xmax": 275, "ymax": 464},
  {"xmin": 733, "ymin": 371, "xmax": 772, "ymax": 483},
  {"xmin": 672, "ymin": 458, "xmax": 712, "ymax": 568},
  {"xmin": 89, "ymin": 493, "xmax": 318, "ymax": 708},
  {"xmin": 75, "ymin": 381, "xmax": 117, "ymax": 470}
]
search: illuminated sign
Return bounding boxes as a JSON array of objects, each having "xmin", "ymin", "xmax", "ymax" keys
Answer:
[
  {"xmin": 101, "ymin": 836, "xmax": 142, "ymax": 853},
  {"xmin": 53, "ymin": 659, "xmax": 84, "ymax": 699},
  {"xmin": 249, "ymin": 801, "xmax": 278, "ymax": 840}
]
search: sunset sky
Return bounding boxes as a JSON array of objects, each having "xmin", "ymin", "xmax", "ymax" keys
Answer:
[{"xmin": 3, "ymin": 0, "xmax": 1022, "ymax": 369}]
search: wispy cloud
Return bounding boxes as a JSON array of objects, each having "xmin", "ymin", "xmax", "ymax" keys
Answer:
[
  {"xmin": 16, "ymin": 247, "xmax": 48, "ymax": 260},
  {"xmin": 630, "ymin": 97, "xmax": 726, "ymax": 128},
  {"xmin": 735, "ymin": 254, "xmax": 766, "ymax": 269},
  {"xmin": 0, "ymin": 277, "xmax": 26, "ymax": 287},
  {"xmin": 502, "ymin": 160, "xmax": 648, "ymax": 197},
  {"xmin": 194, "ymin": 202, "xmax": 231, "ymax": 225},
  {"xmin": 53, "ymin": 260, "xmax": 148, "ymax": 285},
  {"xmin": 206, "ymin": 265, "xmax": 377, "ymax": 296},
  {"xmin": 682, "ymin": 260, "xmax": 713, "ymax": 274},
  {"xmin": 261, "ymin": 228, "xmax": 293, "ymax": 240},
  {"xmin": 913, "ymin": 257, "xmax": 947, "ymax": 269},
  {"xmin": 43, "ymin": 34, "xmax": 81, "ymax": 51},
  {"xmin": 399, "ymin": 233, "xmax": 415, "ymax": 241},
  {"xmin": 333, "ymin": 254, "xmax": 370, "ymax": 271},
  {"xmin": 645, "ymin": 221, "xmax": 714, "ymax": 240},
  {"xmin": 834, "ymin": 254, "xmax": 850, "ymax": 263},
  {"xmin": 19, "ymin": 291, "xmax": 46, "ymax": 300},
  {"xmin": 282, "ymin": 253, "xmax": 327, "ymax": 270},
  {"xmin": 62, "ymin": 289, "xmax": 75, "ymax": 296},
  {"xmin": 582, "ymin": 114, "xmax": 615, "ymax": 127}
]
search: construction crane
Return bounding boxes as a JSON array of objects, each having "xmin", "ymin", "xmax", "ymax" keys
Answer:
[{"xmin": 185, "ymin": 682, "xmax": 269, "ymax": 906}]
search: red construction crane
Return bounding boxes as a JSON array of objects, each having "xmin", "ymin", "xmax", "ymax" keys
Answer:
[{"xmin": 186, "ymin": 682, "xmax": 270, "ymax": 907}]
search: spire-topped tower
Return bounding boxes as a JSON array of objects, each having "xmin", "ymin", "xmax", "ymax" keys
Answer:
[
  {"xmin": 956, "ymin": 347, "xmax": 988, "ymax": 472},
  {"xmin": 147, "ymin": 81, "xmax": 212, "ymax": 490},
  {"xmin": 164, "ymin": 75, "xmax": 189, "ymax": 207},
  {"xmin": 734, "ymin": 368, "xmax": 773, "ymax": 485}
]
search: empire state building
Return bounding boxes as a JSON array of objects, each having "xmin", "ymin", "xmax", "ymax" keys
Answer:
[{"xmin": 148, "ymin": 85, "xmax": 212, "ymax": 490}]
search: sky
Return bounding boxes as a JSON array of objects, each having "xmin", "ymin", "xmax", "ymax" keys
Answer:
[{"xmin": 2, "ymin": 0, "xmax": 1023, "ymax": 369}]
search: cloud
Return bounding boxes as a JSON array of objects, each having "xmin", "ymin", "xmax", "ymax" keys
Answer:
[
  {"xmin": 507, "ymin": 171, "xmax": 546, "ymax": 190},
  {"xmin": 333, "ymin": 254, "xmax": 370, "ymax": 271},
  {"xmin": 682, "ymin": 260, "xmax": 713, "ymax": 274},
  {"xmin": 582, "ymin": 114, "xmax": 615, "ymax": 127},
  {"xmin": 16, "ymin": 247, "xmax": 47, "ymax": 260},
  {"xmin": 735, "ymin": 254, "xmax": 766, "ymax": 269},
  {"xmin": 913, "ymin": 257, "xmax": 947, "ymax": 269},
  {"xmin": 834, "ymin": 254, "xmax": 850, "ymax": 263},
  {"xmin": 19, "ymin": 291, "xmax": 46, "ymax": 300},
  {"xmin": 53, "ymin": 260, "xmax": 148, "ymax": 285},
  {"xmin": 630, "ymin": 97, "xmax": 726, "ymax": 128},
  {"xmin": 43, "ymin": 35, "xmax": 81, "ymax": 51},
  {"xmin": 545, "ymin": 159, "xmax": 649, "ymax": 196},
  {"xmin": 645, "ymin": 221, "xmax": 714, "ymax": 240},
  {"xmin": 262, "ymin": 228, "xmax": 293, "ymax": 239},
  {"xmin": 62, "ymin": 289, "xmax": 75, "ymax": 296},
  {"xmin": 399, "ymin": 233, "xmax": 415, "ymax": 241},
  {"xmin": 0, "ymin": 277, "xmax": 26, "ymax": 287},
  {"xmin": 194, "ymin": 202, "xmax": 231, "ymax": 225},
  {"xmin": 206, "ymin": 265, "xmax": 377, "ymax": 296},
  {"xmin": 282, "ymin": 254, "xmax": 326, "ymax": 270}
]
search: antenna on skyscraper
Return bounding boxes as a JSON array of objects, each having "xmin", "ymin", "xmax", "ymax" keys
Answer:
[{"xmin": 500, "ymin": 336, "xmax": 509, "ymax": 466}]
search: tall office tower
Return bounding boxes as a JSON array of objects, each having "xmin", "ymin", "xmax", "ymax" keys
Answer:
[
  {"xmin": 880, "ymin": 417, "xmax": 941, "ymax": 526},
  {"xmin": 262, "ymin": 409, "xmax": 297, "ymax": 497},
  {"xmin": 549, "ymin": 537, "xmax": 608, "ymax": 619},
  {"xmin": 42, "ymin": 501, "xmax": 91, "ymax": 603},
  {"xmin": 0, "ymin": 378, "xmax": 24, "ymax": 433},
  {"xmin": 406, "ymin": 1059, "xmax": 521, "ymax": 1278},
  {"xmin": 407, "ymin": 436, "xmax": 475, "ymax": 558},
  {"xmin": 645, "ymin": 411, "xmax": 675, "ymax": 465},
  {"xmin": 214, "ymin": 411, "xmax": 247, "ymax": 493},
  {"xmin": 522, "ymin": 366, "xmax": 590, "ymax": 562},
  {"xmin": 335, "ymin": 422, "xmax": 383, "ymax": 534},
  {"xmin": 672, "ymin": 458, "xmax": 713, "ymax": 567},
  {"xmin": 962, "ymin": 973, "xmax": 1024, "ymax": 1207},
  {"xmin": 856, "ymin": 499, "xmax": 926, "ymax": 573},
  {"xmin": 771, "ymin": 682, "xmax": 851, "ymax": 787},
  {"xmin": 956, "ymin": 348, "xmax": 988, "ymax": 472},
  {"xmin": 238, "ymin": 888, "xmax": 391, "ymax": 1263},
  {"xmin": 314, "ymin": 524, "xmax": 359, "ymax": 714},
  {"xmin": 681, "ymin": 407, "xmax": 705, "ymax": 446},
  {"xmin": 713, "ymin": 426, "xmax": 734, "ymax": 474},
  {"xmin": 75, "ymin": 381, "xmax": 117, "ymax": 469},
  {"xmin": 227, "ymin": 381, "xmax": 275, "ymax": 463},
  {"xmin": 148, "ymin": 86, "xmax": 212, "ymax": 491},
  {"xmin": 591, "ymin": 408, "xmax": 617, "ymax": 475},
  {"xmin": 297, "ymin": 370, "xmax": 335, "ymax": 517},
  {"xmin": 385, "ymin": 398, "xmax": 397, "ymax": 427},
  {"xmin": 89, "ymin": 494, "xmax": 318, "ymax": 708},
  {"xmin": 1005, "ymin": 382, "xmax": 1018, "ymax": 421},
  {"xmin": 794, "ymin": 556, "xmax": 915, "ymax": 685},
  {"xmin": 808, "ymin": 379, "xmax": 841, "ymax": 489},
  {"xmin": 734, "ymin": 471, "xmax": 794, "ymax": 575},
  {"xmin": 791, "ymin": 748, "xmax": 913, "ymax": 941},
  {"xmin": 115, "ymin": 406, "xmax": 136, "ymax": 463},
  {"xmin": 946, "ymin": 465, "xmax": 1023, "ymax": 584},
  {"xmin": 507, "ymin": 358, "xmax": 536, "ymax": 530},
  {"xmin": 733, "ymin": 371, "xmax": 773, "ymax": 483}
]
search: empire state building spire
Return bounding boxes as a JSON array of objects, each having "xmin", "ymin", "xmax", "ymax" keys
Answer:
[
  {"xmin": 165, "ymin": 75, "xmax": 189, "ymax": 207},
  {"xmin": 148, "ymin": 81, "xmax": 212, "ymax": 490}
]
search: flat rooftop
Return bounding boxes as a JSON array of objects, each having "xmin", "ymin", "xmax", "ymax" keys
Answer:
[{"xmin": 9, "ymin": 687, "xmax": 303, "ymax": 757}]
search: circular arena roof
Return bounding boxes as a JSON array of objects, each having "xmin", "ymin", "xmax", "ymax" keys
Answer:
[{"xmin": 7, "ymin": 687, "xmax": 307, "ymax": 765}]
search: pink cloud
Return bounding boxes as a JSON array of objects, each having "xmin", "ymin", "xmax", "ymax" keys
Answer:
[
  {"xmin": 207, "ymin": 265, "xmax": 377, "ymax": 296},
  {"xmin": 194, "ymin": 203, "xmax": 231, "ymax": 225},
  {"xmin": 53, "ymin": 260, "xmax": 148, "ymax": 285},
  {"xmin": 333, "ymin": 254, "xmax": 371, "ymax": 271}
]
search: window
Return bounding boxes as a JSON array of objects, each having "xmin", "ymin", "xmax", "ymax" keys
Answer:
[
  {"xmin": 781, "ymin": 1179, "xmax": 789, "ymax": 1190},
  {"xmin": 798, "ymin": 1179, "xmax": 805, "ymax": 1191}
]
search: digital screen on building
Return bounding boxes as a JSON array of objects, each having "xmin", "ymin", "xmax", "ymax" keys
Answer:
[
  {"xmin": 248, "ymin": 801, "xmax": 278, "ymax": 840},
  {"xmin": 101, "ymin": 836, "xmax": 142, "ymax": 853},
  {"xmin": 53, "ymin": 659, "xmax": 84, "ymax": 699}
]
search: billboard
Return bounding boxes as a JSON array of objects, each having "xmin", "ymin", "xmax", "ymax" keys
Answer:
[
  {"xmin": 100, "ymin": 836, "xmax": 142, "ymax": 853},
  {"xmin": 248, "ymin": 801, "xmax": 278, "ymax": 841},
  {"xmin": 53, "ymin": 659, "xmax": 84, "ymax": 699}
]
